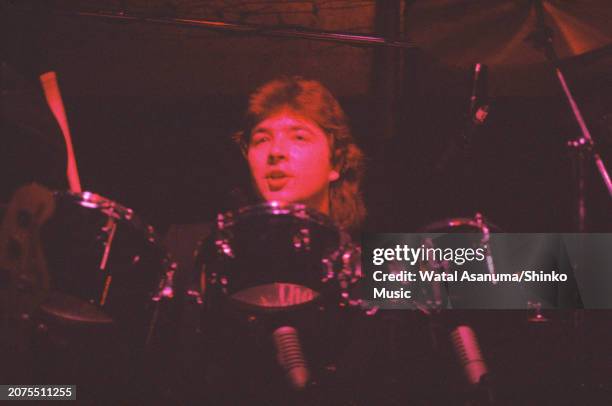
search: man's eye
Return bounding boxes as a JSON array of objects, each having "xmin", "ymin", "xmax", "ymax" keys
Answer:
[
  {"xmin": 293, "ymin": 133, "xmax": 309, "ymax": 141},
  {"xmin": 252, "ymin": 134, "xmax": 270, "ymax": 145}
]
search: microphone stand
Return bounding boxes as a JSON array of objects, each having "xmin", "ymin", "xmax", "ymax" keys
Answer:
[{"xmin": 532, "ymin": 0, "xmax": 612, "ymax": 232}]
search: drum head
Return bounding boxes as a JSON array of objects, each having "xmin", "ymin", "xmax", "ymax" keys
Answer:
[
  {"xmin": 201, "ymin": 202, "xmax": 344, "ymax": 310},
  {"xmin": 230, "ymin": 283, "xmax": 318, "ymax": 309}
]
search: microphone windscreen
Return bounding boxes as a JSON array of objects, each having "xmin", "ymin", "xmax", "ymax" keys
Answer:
[
  {"xmin": 273, "ymin": 326, "xmax": 310, "ymax": 391},
  {"xmin": 451, "ymin": 325, "xmax": 488, "ymax": 386}
]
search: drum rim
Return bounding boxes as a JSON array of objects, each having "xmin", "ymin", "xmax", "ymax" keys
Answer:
[
  {"xmin": 57, "ymin": 190, "xmax": 134, "ymax": 218},
  {"xmin": 217, "ymin": 201, "xmax": 338, "ymax": 231},
  {"xmin": 54, "ymin": 190, "xmax": 164, "ymax": 247},
  {"xmin": 420, "ymin": 216, "xmax": 501, "ymax": 233}
]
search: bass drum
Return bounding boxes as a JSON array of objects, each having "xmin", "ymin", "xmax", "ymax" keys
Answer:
[{"xmin": 0, "ymin": 186, "xmax": 176, "ymax": 401}]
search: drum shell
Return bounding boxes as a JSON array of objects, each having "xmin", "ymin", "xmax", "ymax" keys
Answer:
[
  {"xmin": 196, "ymin": 204, "xmax": 351, "ymax": 308},
  {"xmin": 38, "ymin": 193, "xmax": 166, "ymax": 340}
]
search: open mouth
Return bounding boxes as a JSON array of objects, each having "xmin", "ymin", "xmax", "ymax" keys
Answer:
[
  {"xmin": 266, "ymin": 170, "xmax": 289, "ymax": 179},
  {"xmin": 265, "ymin": 171, "xmax": 291, "ymax": 191},
  {"xmin": 266, "ymin": 176, "xmax": 290, "ymax": 191}
]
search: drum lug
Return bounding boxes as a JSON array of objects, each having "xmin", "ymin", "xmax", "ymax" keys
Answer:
[
  {"xmin": 527, "ymin": 301, "xmax": 549, "ymax": 323},
  {"xmin": 146, "ymin": 225, "xmax": 157, "ymax": 244},
  {"xmin": 320, "ymin": 258, "xmax": 335, "ymax": 282},
  {"xmin": 216, "ymin": 212, "xmax": 234, "ymax": 230},
  {"xmin": 36, "ymin": 322, "xmax": 48, "ymax": 333},
  {"xmin": 208, "ymin": 272, "xmax": 228, "ymax": 295},
  {"xmin": 215, "ymin": 239, "xmax": 234, "ymax": 259},
  {"xmin": 293, "ymin": 228, "xmax": 311, "ymax": 251},
  {"xmin": 187, "ymin": 288, "xmax": 203, "ymax": 305},
  {"xmin": 152, "ymin": 262, "xmax": 177, "ymax": 302},
  {"xmin": 341, "ymin": 244, "xmax": 363, "ymax": 283},
  {"xmin": 365, "ymin": 306, "xmax": 379, "ymax": 316}
]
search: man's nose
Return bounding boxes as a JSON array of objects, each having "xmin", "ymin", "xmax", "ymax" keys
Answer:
[{"xmin": 267, "ymin": 136, "xmax": 288, "ymax": 163}]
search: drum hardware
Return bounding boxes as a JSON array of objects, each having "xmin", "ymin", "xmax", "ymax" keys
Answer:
[
  {"xmin": 186, "ymin": 287, "xmax": 204, "ymax": 305},
  {"xmin": 215, "ymin": 238, "xmax": 234, "ymax": 259},
  {"xmin": 292, "ymin": 228, "xmax": 311, "ymax": 252},
  {"xmin": 475, "ymin": 213, "xmax": 496, "ymax": 283},
  {"xmin": 340, "ymin": 245, "xmax": 363, "ymax": 286},
  {"xmin": 76, "ymin": 191, "xmax": 133, "ymax": 219},
  {"xmin": 152, "ymin": 260, "xmax": 177, "ymax": 302},
  {"xmin": 98, "ymin": 215, "xmax": 117, "ymax": 307},
  {"xmin": 422, "ymin": 236, "xmax": 446, "ymax": 310},
  {"xmin": 146, "ymin": 260, "xmax": 178, "ymax": 348},
  {"xmin": 527, "ymin": 301, "xmax": 549, "ymax": 323}
]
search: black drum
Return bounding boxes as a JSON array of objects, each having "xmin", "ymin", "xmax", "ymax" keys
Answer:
[
  {"xmin": 419, "ymin": 213, "xmax": 516, "ymax": 309},
  {"xmin": 37, "ymin": 191, "xmax": 174, "ymax": 332},
  {"xmin": 0, "ymin": 187, "xmax": 175, "ymax": 396},
  {"xmin": 195, "ymin": 202, "xmax": 362, "ymax": 313}
]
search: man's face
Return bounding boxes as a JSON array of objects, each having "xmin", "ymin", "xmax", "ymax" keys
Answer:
[{"xmin": 247, "ymin": 108, "xmax": 339, "ymax": 214}]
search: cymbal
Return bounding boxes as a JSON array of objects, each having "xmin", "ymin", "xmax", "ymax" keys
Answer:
[
  {"xmin": 405, "ymin": 0, "xmax": 612, "ymax": 69},
  {"xmin": 404, "ymin": 1, "xmax": 612, "ymax": 96}
]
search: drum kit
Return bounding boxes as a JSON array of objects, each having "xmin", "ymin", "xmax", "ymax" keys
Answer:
[
  {"xmin": 2, "ymin": 0, "xmax": 611, "ymax": 403},
  {"xmin": 0, "ymin": 189, "xmax": 368, "ymax": 400},
  {"xmin": 0, "ymin": 187, "xmax": 584, "ymax": 402}
]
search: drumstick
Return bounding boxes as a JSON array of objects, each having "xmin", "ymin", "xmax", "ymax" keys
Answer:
[{"xmin": 39, "ymin": 71, "xmax": 82, "ymax": 193}]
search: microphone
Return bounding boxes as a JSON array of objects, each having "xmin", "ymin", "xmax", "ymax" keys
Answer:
[
  {"xmin": 272, "ymin": 326, "xmax": 310, "ymax": 391},
  {"xmin": 451, "ymin": 325, "xmax": 487, "ymax": 385},
  {"xmin": 451, "ymin": 325, "xmax": 495, "ymax": 404},
  {"xmin": 435, "ymin": 63, "xmax": 489, "ymax": 172}
]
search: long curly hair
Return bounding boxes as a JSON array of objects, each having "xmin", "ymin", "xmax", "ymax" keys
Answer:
[{"xmin": 233, "ymin": 76, "xmax": 366, "ymax": 231}]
